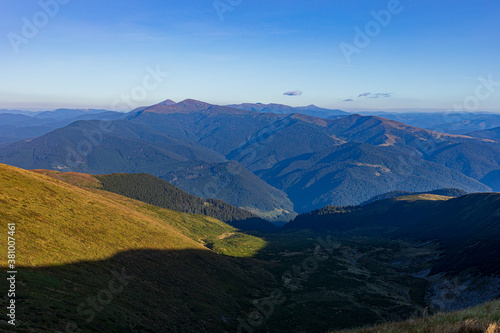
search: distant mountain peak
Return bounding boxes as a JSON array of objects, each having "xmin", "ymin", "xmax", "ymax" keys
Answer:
[
  {"xmin": 228, "ymin": 102, "xmax": 349, "ymax": 118},
  {"xmin": 141, "ymin": 99, "xmax": 213, "ymax": 114},
  {"xmin": 159, "ymin": 99, "xmax": 176, "ymax": 106},
  {"xmin": 177, "ymin": 99, "xmax": 212, "ymax": 108}
]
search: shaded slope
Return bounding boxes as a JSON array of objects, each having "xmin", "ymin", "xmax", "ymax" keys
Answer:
[
  {"xmin": 286, "ymin": 193, "xmax": 500, "ymax": 274},
  {"xmin": 3, "ymin": 250, "xmax": 274, "ymax": 333},
  {"xmin": 259, "ymin": 142, "xmax": 490, "ymax": 212},
  {"xmin": 164, "ymin": 161, "xmax": 295, "ymax": 221},
  {"xmin": 427, "ymin": 141, "xmax": 500, "ymax": 180},
  {"xmin": 469, "ymin": 126, "xmax": 500, "ymax": 141},
  {"xmin": 0, "ymin": 163, "xmax": 273, "ymax": 332}
]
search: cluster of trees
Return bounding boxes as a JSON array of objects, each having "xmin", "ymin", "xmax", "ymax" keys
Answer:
[{"xmin": 97, "ymin": 173, "xmax": 276, "ymax": 232}]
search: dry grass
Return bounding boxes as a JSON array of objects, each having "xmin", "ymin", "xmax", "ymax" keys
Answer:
[
  {"xmin": 333, "ymin": 300, "xmax": 500, "ymax": 333},
  {"xmin": 32, "ymin": 169, "xmax": 103, "ymax": 188},
  {"xmin": 487, "ymin": 323, "xmax": 500, "ymax": 333},
  {"xmin": 0, "ymin": 164, "xmax": 266, "ymax": 267}
]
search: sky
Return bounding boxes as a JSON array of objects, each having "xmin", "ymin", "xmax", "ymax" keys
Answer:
[{"xmin": 0, "ymin": 0, "xmax": 499, "ymax": 112}]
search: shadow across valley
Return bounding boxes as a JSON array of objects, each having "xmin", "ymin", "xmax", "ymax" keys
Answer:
[{"xmin": 6, "ymin": 249, "xmax": 276, "ymax": 333}]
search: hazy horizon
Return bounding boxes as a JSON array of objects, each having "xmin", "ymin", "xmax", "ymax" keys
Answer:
[
  {"xmin": 2, "ymin": 101, "xmax": 500, "ymax": 115},
  {"xmin": 1, "ymin": 0, "xmax": 499, "ymax": 112}
]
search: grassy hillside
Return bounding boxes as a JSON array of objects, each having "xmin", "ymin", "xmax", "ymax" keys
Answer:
[
  {"xmin": 34, "ymin": 170, "xmax": 277, "ymax": 232},
  {"xmin": 333, "ymin": 299, "xmax": 500, "ymax": 333},
  {"xmin": 0, "ymin": 164, "xmax": 428, "ymax": 332},
  {"xmin": 97, "ymin": 172, "xmax": 277, "ymax": 231},
  {"xmin": 0, "ymin": 163, "xmax": 272, "ymax": 332}
]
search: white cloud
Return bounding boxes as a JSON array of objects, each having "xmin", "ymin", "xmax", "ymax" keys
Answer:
[{"xmin": 283, "ymin": 90, "xmax": 303, "ymax": 96}]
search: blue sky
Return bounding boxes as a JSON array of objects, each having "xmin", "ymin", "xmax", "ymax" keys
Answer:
[{"xmin": 1, "ymin": 0, "xmax": 499, "ymax": 112}]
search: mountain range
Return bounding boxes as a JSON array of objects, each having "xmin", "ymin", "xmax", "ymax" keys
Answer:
[
  {"xmin": 356, "ymin": 111, "xmax": 500, "ymax": 135},
  {"xmin": 0, "ymin": 108, "xmax": 124, "ymax": 144},
  {"xmin": 1, "ymin": 163, "xmax": 499, "ymax": 332},
  {"xmin": 1, "ymin": 99, "xmax": 499, "ymax": 218},
  {"xmin": 227, "ymin": 102, "xmax": 349, "ymax": 118}
]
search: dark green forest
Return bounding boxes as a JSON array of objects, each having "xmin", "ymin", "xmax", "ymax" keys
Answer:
[{"xmin": 97, "ymin": 172, "xmax": 277, "ymax": 232}]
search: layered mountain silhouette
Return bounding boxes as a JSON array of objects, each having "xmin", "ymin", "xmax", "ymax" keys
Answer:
[
  {"xmin": 0, "ymin": 109, "xmax": 123, "ymax": 144},
  {"xmin": 257, "ymin": 142, "xmax": 488, "ymax": 212},
  {"xmin": 357, "ymin": 111, "xmax": 500, "ymax": 135},
  {"xmin": 0, "ymin": 99, "xmax": 498, "ymax": 217}
]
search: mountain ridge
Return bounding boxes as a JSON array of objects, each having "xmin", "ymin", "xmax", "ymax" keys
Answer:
[
  {"xmin": 1, "ymin": 98, "xmax": 498, "ymax": 215},
  {"xmin": 33, "ymin": 170, "xmax": 278, "ymax": 231},
  {"xmin": 287, "ymin": 192, "xmax": 500, "ymax": 274}
]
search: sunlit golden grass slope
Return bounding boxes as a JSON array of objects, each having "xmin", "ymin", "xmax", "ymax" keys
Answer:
[
  {"xmin": 0, "ymin": 164, "xmax": 266, "ymax": 267},
  {"xmin": 0, "ymin": 164, "xmax": 274, "ymax": 332}
]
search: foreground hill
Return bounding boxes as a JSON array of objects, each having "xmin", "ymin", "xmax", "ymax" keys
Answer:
[
  {"xmin": 287, "ymin": 193, "xmax": 500, "ymax": 274},
  {"xmin": 34, "ymin": 170, "xmax": 277, "ymax": 232},
  {"xmin": 2, "ymin": 163, "xmax": 498, "ymax": 332},
  {"xmin": 0, "ymin": 163, "xmax": 273, "ymax": 332},
  {"xmin": 0, "ymin": 164, "xmax": 443, "ymax": 332},
  {"xmin": 333, "ymin": 299, "xmax": 500, "ymax": 333}
]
